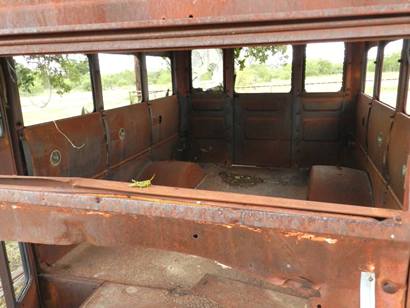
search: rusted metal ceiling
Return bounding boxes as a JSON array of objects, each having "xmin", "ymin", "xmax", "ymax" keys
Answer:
[{"xmin": 0, "ymin": 1, "xmax": 409, "ymax": 55}]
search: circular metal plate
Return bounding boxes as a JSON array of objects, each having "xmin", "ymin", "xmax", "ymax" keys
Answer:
[
  {"xmin": 119, "ymin": 128, "xmax": 126, "ymax": 141},
  {"xmin": 50, "ymin": 149, "xmax": 62, "ymax": 167}
]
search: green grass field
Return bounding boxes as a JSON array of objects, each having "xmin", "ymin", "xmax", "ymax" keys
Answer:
[{"xmin": 18, "ymin": 73, "xmax": 401, "ymax": 127}]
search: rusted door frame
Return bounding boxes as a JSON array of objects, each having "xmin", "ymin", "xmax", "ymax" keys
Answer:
[
  {"xmin": 0, "ymin": 61, "xmax": 40, "ymax": 308},
  {"xmin": 0, "ymin": 175, "xmax": 410, "ymax": 306}
]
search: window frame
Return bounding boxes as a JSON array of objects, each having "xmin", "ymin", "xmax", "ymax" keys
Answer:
[
  {"xmin": 378, "ymin": 39, "xmax": 404, "ymax": 110},
  {"xmin": 397, "ymin": 39, "xmax": 409, "ymax": 115},
  {"xmin": 361, "ymin": 43, "xmax": 378, "ymax": 98},
  {"xmin": 405, "ymin": 64, "xmax": 410, "ymax": 115},
  {"xmin": 15, "ymin": 53, "xmax": 96, "ymax": 127},
  {"xmin": 190, "ymin": 48, "xmax": 225, "ymax": 94},
  {"xmin": 0, "ymin": 108, "xmax": 4, "ymax": 138},
  {"xmin": 302, "ymin": 42, "xmax": 347, "ymax": 95},
  {"xmin": 145, "ymin": 53, "xmax": 174, "ymax": 101},
  {"xmin": 98, "ymin": 52, "xmax": 142, "ymax": 111},
  {"xmin": 233, "ymin": 45, "xmax": 294, "ymax": 95}
]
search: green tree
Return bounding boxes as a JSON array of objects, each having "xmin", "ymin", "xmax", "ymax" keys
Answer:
[
  {"xmin": 15, "ymin": 55, "xmax": 90, "ymax": 95},
  {"xmin": 382, "ymin": 52, "xmax": 401, "ymax": 72},
  {"xmin": 234, "ymin": 46, "xmax": 288, "ymax": 71}
]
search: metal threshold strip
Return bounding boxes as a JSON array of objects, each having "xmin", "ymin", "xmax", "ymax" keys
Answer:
[{"xmin": 0, "ymin": 175, "xmax": 399, "ymax": 220}]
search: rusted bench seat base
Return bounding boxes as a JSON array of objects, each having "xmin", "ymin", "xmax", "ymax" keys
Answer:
[
  {"xmin": 138, "ymin": 160, "xmax": 205, "ymax": 189},
  {"xmin": 308, "ymin": 165, "xmax": 373, "ymax": 206}
]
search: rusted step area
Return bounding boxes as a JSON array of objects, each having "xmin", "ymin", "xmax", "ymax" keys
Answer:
[
  {"xmin": 80, "ymin": 276, "xmax": 307, "ymax": 308},
  {"xmin": 44, "ymin": 244, "xmax": 310, "ymax": 308}
]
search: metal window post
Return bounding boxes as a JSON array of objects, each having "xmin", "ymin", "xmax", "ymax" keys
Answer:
[{"xmin": 0, "ymin": 241, "xmax": 16, "ymax": 308}]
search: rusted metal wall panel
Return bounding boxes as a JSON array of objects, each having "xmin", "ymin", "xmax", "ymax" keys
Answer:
[
  {"xmin": 387, "ymin": 113, "xmax": 410, "ymax": 205},
  {"xmin": 0, "ymin": 80, "xmax": 16, "ymax": 175},
  {"xmin": 0, "ymin": 176, "xmax": 409, "ymax": 306},
  {"xmin": 21, "ymin": 113, "xmax": 108, "ymax": 178},
  {"xmin": 189, "ymin": 94, "xmax": 231, "ymax": 163},
  {"xmin": 357, "ymin": 146, "xmax": 391, "ymax": 208},
  {"xmin": 150, "ymin": 96, "xmax": 178, "ymax": 143},
  {"xmin": 234, "ymin": 93, "xmax": 292, "ymax": 167},
  {"xmin": 356, "ymin": 94, "xmax": 372, "ymax": 150},
  {"xmin": 39, "ymin": 274, "xmax": 101, "ymax": 308},
  {"xmin": 0, "ymin": 134, "xmax": 15, "ymax": 175},
  {"xmin": 297, "ymin": 96, "xmax": 346, "ymax": 166},
  {"xmin": 367, "ymin": 100, "xmax": 395, "ymax": 175},
  {"xmin": 150, "ymin": 95, "xmax": 179, "ymax": 160},
  {"xmin": 104, "ymin": 103, "xmax": 151, "ymax": 167}
]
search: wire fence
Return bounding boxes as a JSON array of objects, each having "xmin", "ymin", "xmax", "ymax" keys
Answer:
[{"xmin": 235, "ymin": 78, "xmax": 400, "ymax": 92}]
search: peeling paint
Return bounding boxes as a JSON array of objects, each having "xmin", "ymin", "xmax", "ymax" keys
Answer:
[
  {"xmin": 214, "ymin": 261, "xmax": 232, "ymax": 269},
  {"xmin": 239, "ymin": 225, "xmax": 262, "ymax": 233},
  {"xmin": 220, "ymin": 223, "xmax": 262, "ymax": 233},
  {"xmin": 85, "ymin": 211, "xmax": 112, "ymax": 218},
  {"xmin": 282, "ymin": 231, "xmax": 338, "ymax": 244}
]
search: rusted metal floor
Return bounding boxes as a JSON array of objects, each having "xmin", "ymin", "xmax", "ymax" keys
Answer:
[
  {"xmin": 197, "ymin": 164, "xmax": 309, "ymax": 200},
  {"xmin": 45, "ymin": 244, "xmax": 308, "ymax": 307}
]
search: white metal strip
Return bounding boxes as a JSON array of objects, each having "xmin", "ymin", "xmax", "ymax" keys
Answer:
[{"xmin": 360, "ymin": 271, "xmax": 376, "ymax": 308}]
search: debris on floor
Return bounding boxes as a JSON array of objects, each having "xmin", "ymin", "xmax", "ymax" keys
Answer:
[
  {"xmin": 219, "ymin": 171, "xmax": 264, "ymax": 187},
  {"xmin": 198, "ymin": 164, "xmax": 309, "ymax": 200}
]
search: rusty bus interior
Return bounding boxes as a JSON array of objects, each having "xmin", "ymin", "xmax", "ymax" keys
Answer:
[
  {"xmin": 0, "ymin": 11, "xmax": 410, "ymax": 307},
  {"xmin": 3, "ymin": 40, "xmax": 408, "ymax": 206}
]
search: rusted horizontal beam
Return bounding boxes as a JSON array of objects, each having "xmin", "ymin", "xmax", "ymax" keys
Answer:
[
  {"xmin": 0, "ymin": 0, "xmax": 409, "ymax": 36},
  {"xmin": 0, "ymin": 175, "xmax": 401, "ymax": 219},
  {"xmin": 0, "ymin": 15, "xmax": 409, "ymax": 55}
]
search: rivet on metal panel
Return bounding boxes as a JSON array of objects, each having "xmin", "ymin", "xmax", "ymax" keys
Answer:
[
  {"xmin": 376, "ymin": 132, "xmax": 383, "ymax": 147},
  {"xmin": 50, "ymin": 149, "xmax": 62, "ymax": 166},
  {"xmin": 125, "ymin": 286, "xmax": 138, "ymax": 295},
  {"xmin": 119, "ymin": 128, "xmax": 126, "ymax": 141}
]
